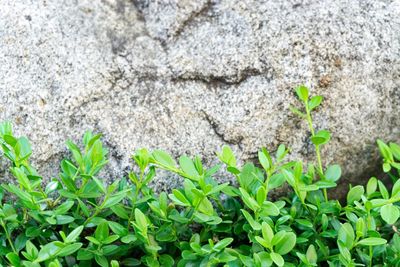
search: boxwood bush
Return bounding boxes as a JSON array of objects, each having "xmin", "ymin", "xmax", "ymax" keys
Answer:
[{"xmin": 0, "ymin": 86, "xmax": 399, "ymax": 267}]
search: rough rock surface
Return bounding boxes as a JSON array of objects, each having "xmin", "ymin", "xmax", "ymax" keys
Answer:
[{"xmin": 1, "ymin": 0, "xmax": 400, "ymax": 196}]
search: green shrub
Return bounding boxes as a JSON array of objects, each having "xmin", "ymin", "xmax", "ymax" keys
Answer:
[{"xmin": 0, "ymin": 86, "xmax": 399, "ymax": 267}]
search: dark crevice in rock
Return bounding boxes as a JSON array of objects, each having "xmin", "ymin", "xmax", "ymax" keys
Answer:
[
  {"xmin": 201, "ymin": 110, "xmax": 243, "ymax": 150},
  {"xmin": 131, "ymin": 0, "xmax": 213, "ymax": 44},
  {"xmin": 170, "ymin": 0, "xmax": 213, "ymax": 41},
  {"xmin": 171, "ymin": 70, "xmax": 266, "ymax": 86}
]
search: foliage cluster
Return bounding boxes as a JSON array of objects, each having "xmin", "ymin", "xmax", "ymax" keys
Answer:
[{"xmin": 0, "ymin": 86, "xmax": 399, "ymax": 266}]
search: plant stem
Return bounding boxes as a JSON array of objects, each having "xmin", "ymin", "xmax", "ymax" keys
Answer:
[
  {"xmin": 305, "ymin": 103, "xmax": 328, "ymax": 202},
  {"xmin": 127, "ymin": 170, "xmax": 143, "ymax": 231},
  {"xmin": 0, "ymin": 221, "xmax": 16, "ymax": 254},
  {"xmin": 369, "ymin": 246, "xmax": 373, "ymax": 267}
]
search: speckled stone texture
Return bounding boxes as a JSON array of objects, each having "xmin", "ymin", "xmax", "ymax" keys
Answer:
[{"xmin": 1, "ymin": 0, "xmax": 400, "ymax": 196}]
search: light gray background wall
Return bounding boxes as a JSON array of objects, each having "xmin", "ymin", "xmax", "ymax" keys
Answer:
[{"xmin": 1, "ymin": 0, "xmax": 400, "ymax": 197}]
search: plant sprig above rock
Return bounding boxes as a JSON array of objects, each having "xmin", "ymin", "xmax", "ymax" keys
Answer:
[{"xmin": 0, "ymin": 86, "xmax": 399, "ymax": 267}]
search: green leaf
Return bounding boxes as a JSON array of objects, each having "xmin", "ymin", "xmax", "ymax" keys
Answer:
[
  {"xmin": 356, "ymin": 218, "xmax": 365, "ymax": 238},
  {"xmin": 58, "ymin": 243, "xmax": 83, "ymax": 257},
  {"xmin": 309, "ymin": 95, "xmax": 323, "ymax": 110},
  {"xmin": 381, "ymin": 204, "xmax": 400, "ymax": 224},
  {"xmin": 377, "ymin": 139, "xmax": 393, "ymax": 162},
  {"xmin": 110, "ymin": 204, "xmax": 129, "ymax": 219},
  {"xmin": 269, "ymin": 173, "xmax": 286, "ymax": 189},
  {"xmin": 378, "ymin": 181, "xmax": 389, "ymax": 199},
  {"xmin": 95, "ymin": 222, "xmax": 109, "ymax": 242},
  {"xmin": 159, "ymin": 254, "xmax": 174, "ymax": 266},
  {"xmin": 256, "ymin": 186, "xmax": 266, "ymax": 206},
  {"xmin": 152, "ymin": 150, "xmax": 176, "ymax": 169},
  {"xmin": 357, "ymin": 237, "xmax": 387, "ymax": 246},
  {"xmin": 109, "ymin": 221, "xmax": 128, "ymax": 236},
  {"xmin": 392, "ymin": 179, "xmax": 400, "ymax": 198},
  {"xmin": 347, "ymin": 185, "xmax": 364, "ymax": 205},
  {"xmin": 255, "ymin": 236, "xmax": 270, "ymax": 249},
  {"xmin": 241, "ymin": 209, "xmax": 261, "ymax": 231},
  {"xmin": 270, "ymin": 252, "xmax": 284, "ymax": 267},
  {"xmin": 289, "ymin": 106, "xmax": 306, "ymax": 118},
  {"xmin": 306, "ymin": 244, "xmax": 318, "ymax": 264},
  {"xmin": 218, "ymin": 145, "xmax": 237, "ymax": 167},
  {"xmin": 56, "ymin": 215, "xmax": 75, "ymax": 225},
  {"xmin": 121, "ymin": 235, "xmax": 137, "ymax": 244},
  {"xmin": 258, "ymin": 150, "xmax": 270, "ymax": 171},
  {"xmin": 367, "ymin": 177, "xmax": 377, "ymax": 196},
  {"xmin": 311, "ymin": 130, "xmax": 331, "ymax": 146},
  {"xmin": 260, "ymin": 201, "xmax": 280, "ymax": 216},
  {"xmin": 179, "ymin": 156, "xmax": 199, "ymax": 180},
  {"xmin": 134, "ymin": 208, "xmax": 148, "ymax": 233},
  {"xmin": 213, "ymin": 238, "xmax": 233, "ymax": 252},
  {"xmin": 295, "ymin": 85, "xmax": 309, "ymax": 102},
  {"xmin": 65, "ymin": 226, "xmax": 83, "ymax": 243},
  {"xmin": 15, "ymin": 137, "xmax": 32, "ymax": 161},
  {"xmin": 35, "ymin": 242, "xmax": 60, "ymax": 262},
  {"xmin": 239, "ymin": 188, "xmax": 260, "ymax": 212},
  {"xmin": 338, "ymin": 223, "xmax": 355, "ymax": 249},
  {"xmin": 197, "ymin": 197, "xmax": 214, "ymax": 216},
  {"xmin": 325, "ymin": 165, "xmax": 341, "ymax": 182},
  {"xmin": 170, "ymin": 189, "xmax": 190, "ymax": 206},
  {"xmin": 274, "ymin": 232, "xmax": 296, "ymax": 255},
  {"xmin": 103, "ymin": 191, "xmax": 127, "ymax": 209},
  {"xmin": 95, "ymin": 254, "xmax": 109, "ymax": 267},
  {"xmin": 25, "ymin": 240, "xmax": 38, "ymax": 259},
  {"xmin": 6, "ymin": 252, "xmax": 21, "ymax": 266},
  {"xmin": 390, "ymin": 142, "xmax": 400, "ymax": 160},
  {"xmin": 261, "ymin": 222, "xmax": 274, "ymax": 246},
  {"xmin": 276, "ymin": 144, "xmax": 287, "ymax": 161}
]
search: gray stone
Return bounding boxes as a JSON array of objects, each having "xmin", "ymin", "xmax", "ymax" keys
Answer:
[{"xmin": 1, "ymin": 0, "xmax": 400, "ymax": 197}]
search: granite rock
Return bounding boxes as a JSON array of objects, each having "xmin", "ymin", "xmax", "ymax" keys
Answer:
[{"xmin": 1, "ymin": 0, "xmax": 400, "ymax": 196}]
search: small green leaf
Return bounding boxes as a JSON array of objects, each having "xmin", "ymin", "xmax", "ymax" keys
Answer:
[
  {"xmin": 95, "ymin": 222, "xmax": 109, "ymax": 242},
  {"xmin": 239, "ymin": 188, "xmax": 260, "ymax": 212},
  {"xmin": 309, "ymin": 95, "xmax": 323, "ymax": 110},
  {"xmin": 274, "ymin": 232, "xmax": 296, "ymax": 255},
  {"xmin": 289, "ymin": 106, "xmax": 306, "ymax": 118},
  {"xmin": 390, "ymin": 142, "xmax": 400, "ymax": 160},
  {"xmin": 103, "ymin": 191, "xmax": 127, "ymax": 209},
  {"xmin": 311, "ymin": 130, "xmax": 331, "ymax": 146},
  {"xmin": 270, "ymin": 252, "xmax": 284, "ymax": 267},
  {"xmin": 378, "ymin": 181, "xmax": 389, "ymax": 199},
  {"xmin": 261, "ymin": 222, "xmax": 274, "ymax": 246},
  {"xmin": 258, "ymin": 150, "xmax": 270, "ymax": 171},
  {"xmin": 325, "ymin": 165, "xmax": 341, "ymax": 182},
  {"xmin": 241, "ymin": 209, "xmax": 261, "ymax": 231},
  {"xmin": 338, "ymin": 223, "xmax": 355, "ymax": 249},
  {"xmin": 306, "ymin": 244, "xmax": 318, "ymax": 264},
  {"xmin": 179, "ymin": 156, "xmax": 199, "ymax": 180},
  {"xmin": 152, "ymin": 150, "xmax": 176, "ymax": 169},
  {"xmin": 169, "ymin": 189, "xmax": 190, "ymax": 206},
  {"xmin": 357, "ymin": 237, "xmax": 387, "ymax": 246},
  {"xmin": 381, "ymin": 204, "xmax": 400, "ymax": 224},
  {"xmin": 15, "ymin": 137, "xmax": 32, "ymax": 161},
  {"xmin": 58, "ymin": 243, "xmax": 83, "ymax": 257},
  {"xmin": 213, "ymin": 238, "xmax": 233, "ymax": 252},
  {"xmin": 256, "ymin": 186, "xmax": 266, "ymax": 206},
  {"xmin": 218, "ymin": 146, "xmax": 236, "ymax": 167},
  {"xmin": 65, "ymin": 226, "xmax": 83, "ymax": 243},
  {"xmin": 295, "ymin": 85, "xmax": 309, "ymax": 102},
  {"xmin": 134, "ymin": 208, "xmax": 148, "ymax": 232},
  {"xmin": 347, "ymin": 185, "xmax": 364, "ymax": 205},
  {"xmin": 377, "ymin": 140, "xmax": 393, "ymax": 162},
  {"xmin": 367, "ymin": 177, "xmax": 378, "ymax": 196},
  {"xmin": 6, "ymin": 252, "xmax": 21, "ymax": 266},
  {"xmin": 391, "ymin": 179, "xmax": 400, "ymax": 198}
]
